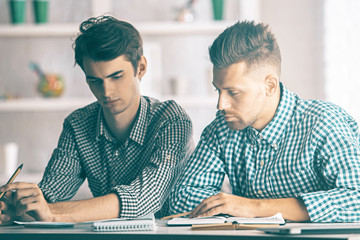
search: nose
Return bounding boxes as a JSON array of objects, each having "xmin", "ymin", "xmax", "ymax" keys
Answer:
[
  {"xmin": 102, "ymin": 79, "xmax": 113, "ymax": 97},
  {"xmin": 217, "ymin": 92, "xmax": 230, "ymax": 111}
]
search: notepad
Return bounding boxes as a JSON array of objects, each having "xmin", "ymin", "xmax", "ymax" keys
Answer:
[
  {"xmin": 167, "ymin": 213, "xmax": 285, "ymax": 226},
  {"xmin": 91, "ymin": 213, "xmax": 155, "ymax": 232}
]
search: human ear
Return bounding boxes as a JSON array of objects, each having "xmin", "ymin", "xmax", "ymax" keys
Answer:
[
  {"xmin": 265, "ymin": 74, "xmax": 278, "ymax": 96},
  {"xmin": 137, "ymin": 56, "xmax": 147, "ymax": 80}
]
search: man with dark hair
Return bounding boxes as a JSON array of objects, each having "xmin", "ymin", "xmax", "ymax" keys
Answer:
[
  {"xmin": 169, "ymin": 21, "xmax": 360, "ymax": 222},
  {"xmin": 0, "ymin": 16, "xmax": 193, "ymax": 223}
]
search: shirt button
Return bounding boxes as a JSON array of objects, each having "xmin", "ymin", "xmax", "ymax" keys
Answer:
[
  {"xmin": 166, "ymin": 155, "xmax": 171, "ymax": 160},
  {"xmin": 258, "ymin": 190, "xmax": 263, "ymax": 195},
  {"xmin": 115, "ymin": 151, "xmax": 119, "ymax": 156},
  {"xmin": 259, "ymin": 160, "xmax": 265, "ymax": 167},
  {"xmin": 259, "ymin": 135, "xmax": 263, "ymax": 140}
]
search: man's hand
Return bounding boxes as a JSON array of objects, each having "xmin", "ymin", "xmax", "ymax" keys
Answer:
[
  {"xmin": 0, "ymin": 192, "xmax": 16, "ymax": 225},
  {"xmin": 189, "ymin": 192, "xmax": 310, "ymax": 222},
  {"xmin": 0, "ymin": 182, "xmax": 54, "ymax": 222},
  {"xmin": 190, "ymin": 192, "xmax": 257, "ymax": 218}
]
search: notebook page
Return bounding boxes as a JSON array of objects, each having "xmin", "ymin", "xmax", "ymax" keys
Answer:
[
  {"xmin": 167, "ymin": 216, "xmax": 227, "ymax": 226},
  {"xmin": 227, "ymin": 213, "xmax": 285, "ymax": 224}
]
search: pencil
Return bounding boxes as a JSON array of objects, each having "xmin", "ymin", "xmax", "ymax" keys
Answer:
[
  {"xmin": 191, "ymin": 223, "xmax": 280, "ymax": 231},
  {"xmin": 0, "ymin": 163, "xmax": 23, "ymax": 199},
  {"xmin": 161, "ymin": 211, "xmax": 192, "ymax": 220}
]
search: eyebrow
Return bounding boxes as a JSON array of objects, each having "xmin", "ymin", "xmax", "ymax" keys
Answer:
[
  {"xmin": 86, "ymin": 70, "xmax": 124, "ymax": 79},
  {"xmin": 212, "ymin": 82, "xmax": 242, "ymax": 91}
]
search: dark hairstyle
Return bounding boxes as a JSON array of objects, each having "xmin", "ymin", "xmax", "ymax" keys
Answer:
[
  {"xmin": 74, "ymin": 16, "xmax": 143, "ymax": 74},
  {"xmin": 209, "ymin": 21, "xmax": 281, "ymax": 74}
]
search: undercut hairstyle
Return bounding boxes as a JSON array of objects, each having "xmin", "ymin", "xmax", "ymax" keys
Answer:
[
  {"xmin": 74, "ymin": 16, "xmax": 143, "ymax": 74},
  {"xmin": 209, "ymin": 21, "xmax": 281, "ymax": 74}
]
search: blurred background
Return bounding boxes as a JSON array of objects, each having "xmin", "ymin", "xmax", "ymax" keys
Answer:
[{"xmin": 0, "ymin": 0, "xmax": 359, "ymax": 198}]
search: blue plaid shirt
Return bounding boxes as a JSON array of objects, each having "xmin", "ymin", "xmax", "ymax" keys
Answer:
[
  {"xmin": 38, "ymin": 96, "xmax": 193, "ymax": 218},
  {"xmin": 169, "ymin": 83, "xmax": 360, "ymax": 222}
]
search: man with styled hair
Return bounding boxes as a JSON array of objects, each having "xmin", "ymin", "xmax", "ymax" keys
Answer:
[
  {"xmin": 169, "ymin": 21, "xmax": 360, "ymax": 222},
  {"xmin": 0, "ymin": 16, "xmax": 193, "ymax": 223}
]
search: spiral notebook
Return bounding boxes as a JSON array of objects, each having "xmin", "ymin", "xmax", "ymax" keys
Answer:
[{"xmin": 92, "ymin": 213, "xmax": 155, "ymax": 232}]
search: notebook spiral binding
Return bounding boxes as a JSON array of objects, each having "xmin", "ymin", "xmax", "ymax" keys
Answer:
[{"xmin": 92, "ymin": 221, "xmax": 155, "ymax": 232}]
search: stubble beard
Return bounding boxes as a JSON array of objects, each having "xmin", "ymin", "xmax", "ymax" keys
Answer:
[{"xmin": 226, "ymin": 117, "xmax": 256, "ymax": 131}]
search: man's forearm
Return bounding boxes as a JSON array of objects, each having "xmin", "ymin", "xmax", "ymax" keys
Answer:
[
  {"xmin": 255, "ymin": 197, "xmax": 310, "ymax": 222},
  {"xmin": 49, "ymin": 193, "xmax": 120, "ymax": 222}
]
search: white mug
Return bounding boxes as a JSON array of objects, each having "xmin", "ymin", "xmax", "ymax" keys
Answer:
[{"xmin": 0, "ymin": 142, "xmax": 19, "ymax": 178}]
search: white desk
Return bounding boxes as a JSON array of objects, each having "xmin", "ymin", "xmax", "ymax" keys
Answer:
[{"xmin": 1, "ymin": 222, "xmax": 360, "ymax": 240}]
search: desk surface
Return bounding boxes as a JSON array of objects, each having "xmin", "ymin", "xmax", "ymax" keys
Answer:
[{"xmin": 1, "ymin": 222, "xmax": 360, "ymax": 240}]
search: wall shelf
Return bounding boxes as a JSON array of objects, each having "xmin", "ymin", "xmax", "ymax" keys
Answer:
[
  {"xmin": 0, "ymin": 96, "xmax": 217, "ymax": 112},
  {"xmin": 0, "ymin": 21, "xmax": 233, "ymax": 38},
  {"xmin": 0, "ymin": 98, "xmax": 96, "ymax": 112}
]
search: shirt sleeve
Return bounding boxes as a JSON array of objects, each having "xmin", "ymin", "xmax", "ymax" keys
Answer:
[
  {"xmin": 299, "ymin": 114, "xmax": 360, "ymax": 222},
  {"xmin": 169, "ymin": 118, "xmax": 227, "ymax": 215},
  {"xmin": 38, "ymin": 119, "xmax": 85, "ymax": 202},
  {"xmin": 111, "ymin": 116, "xmax": 193, "ymax": 219}
]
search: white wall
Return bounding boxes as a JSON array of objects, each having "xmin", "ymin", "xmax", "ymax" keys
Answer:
[{"xmin": 261, "ymin": 0, "xmax": 325, "ymax": 100}]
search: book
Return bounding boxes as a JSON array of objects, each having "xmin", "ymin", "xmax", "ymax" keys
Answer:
[
  {"xmin": 167, "ymin": 213, "xmax": 285, "ymax": 226},
  {"xmin": 92, "ymin": 213, "xmax": 155, "ymax": 232}
]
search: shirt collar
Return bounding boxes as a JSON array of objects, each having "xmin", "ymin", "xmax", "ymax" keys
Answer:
[
  {"xmin": 248, "ymin": 83, "xmax": 296, "ymax": 149},
  {"xmin": 128, "ymin": 96, "xmax": 148, "ymax": 145},
  {"xmin": 96, "ymin": 107, "xmax": 115, "ymax": 142},
  {"xmin": 96, "ymin": 97, "xmax": 148, "ymax": 145}
]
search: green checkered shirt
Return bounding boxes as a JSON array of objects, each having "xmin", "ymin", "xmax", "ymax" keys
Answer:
[
  {"xmin": 169, "ymin": 83, "xmax": 360, "ymax": 222},
  {"xmin": 38, "ymin": 96, "xmax": 193, "ymax": 218}
]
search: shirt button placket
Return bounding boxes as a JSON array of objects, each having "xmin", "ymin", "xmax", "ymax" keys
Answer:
[{"xmin": 259, "ymin": 160, "xmax": 265, "ymax": 167}]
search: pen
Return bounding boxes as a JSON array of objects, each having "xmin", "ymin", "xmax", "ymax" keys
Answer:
[
  {"xmin": 0, "ymin": 163, "xmax": 23, "ymax": 199},
  {"xmin": 161, "ymin": 211, "xmax": 192, "ymax": 220}
]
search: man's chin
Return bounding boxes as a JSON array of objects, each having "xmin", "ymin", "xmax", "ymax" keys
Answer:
[
  {"xmin": 101, "ymin": 105, "xmax": 125, "ymax": 115},
  {"xmin": 226, "ymin": 121, "xmax": 248, "ymax": 131}
]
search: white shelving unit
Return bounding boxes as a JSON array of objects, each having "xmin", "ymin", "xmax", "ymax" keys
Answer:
[
  {"xmin": 0, "ymin": 98, "xmax": 96, "ymax": 112},
  {"xmin": 0, "ymin": 21, "xmax": 223, "ymax": 112},
  {"xmin": 0, "ymin": 96, "xmax": 217, "ymax": 112},
  {"xmin": 0, "ymin": 21, "xmax": 233, "ymax": 37}
]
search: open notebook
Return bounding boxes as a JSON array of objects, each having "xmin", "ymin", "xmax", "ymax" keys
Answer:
[
  {"xmin": 92, "ymin": 213, "xmax": 155, "ymax": 232},
  {"xmin": 167, "ymin": 213, "xmax": 285, "ymax": 226}
]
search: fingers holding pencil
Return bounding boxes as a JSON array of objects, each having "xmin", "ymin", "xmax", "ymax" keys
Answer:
[{"xmin": 0, "ymin": 163, "xmax": 23, "ymax": 199}]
